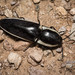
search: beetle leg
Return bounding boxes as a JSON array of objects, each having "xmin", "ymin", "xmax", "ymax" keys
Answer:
[
  {"xmin": 51, "ymin": 50, "xmax": 55, "ymax": 56},
  {"xmin": 61, "ymin": 47, "xmax": 63, "ymax": 60}
]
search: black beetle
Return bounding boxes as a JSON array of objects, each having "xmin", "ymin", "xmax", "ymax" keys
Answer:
[{"xmin": 0, "ymin": 18, "xmax": 63, "ymax": 58}]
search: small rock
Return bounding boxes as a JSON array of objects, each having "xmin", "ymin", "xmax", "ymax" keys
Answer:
[
  {"xmin": 33, "ymin": 0, "xmax": 40, "ymax": 3},
  {"xmin": 70, "ymin": 8, "xmax": 75, "ymax": 15},
  {"xmin": 4, "ymin": 9, "xmax": 13, "ymax": 18},
  {"xmin": 66, "ymin": 64, "xmax": 73, "ymax": 69},
  {"xmin": 13, "ymin": 41, "xmax": 30, "ymax": 51},
  {"xmin": 28, "ymin": 67, "xmax": 46, "ymax": 75},
  {"xmin": 56, "ymin": 6, "xmax": 67, "ymax": 16},
  {"xmin": 3, "ymin": 40, "xmax": 12, "ymax": 51},
  {"xmin": 43, "ymin": 50, "xmax": 51, "ymax": 56},
  {"xmin": 10, "ymin": 1, "xmax": 16, "ymax": 6},
  {"xmin": 56, "ymin": 48, "xmax": 62, "ymax": 53},
  {"xmin": 7, "ymin": 52, "xmax": 22, "ymax": 69},
  {"xmin": 3, "ymin": 59, "xmax": 9, "ymax": 67},
  {"xmin": 57, "ymin": 54, "xmax": 63, "ymax": 61},
  {"xmin": 27, "ymin": 55, "xmax": 38, "ymax": 66},
  {"xmin": 64, "ymin": 2, "xmax": 71, "ymax": 11},
  {"xmin": 59, "ymin": 26, "xmax": 66, "ymax": 35},
  {"xmin": 30, "ymin": 50, "xmax": 43, "ymax": 63},
  {"xmin": 69, "ymin": 23, "xmax": 75, "ymax": 40},
  {"xmin": 61, "ymin": 63, "xmax": 66, "ymax": 68},
  {"xmin": 64, "ymin": 53, "xmax": 67, "ymax": 56}
]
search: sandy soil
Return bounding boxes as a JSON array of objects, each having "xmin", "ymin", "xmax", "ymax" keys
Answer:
[{"xmin": 0, "ymin": 0, "xmax": 75, "ymax": 75}]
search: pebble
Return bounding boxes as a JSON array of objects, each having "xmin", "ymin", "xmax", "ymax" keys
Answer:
[
  {"xmin": 64, "ymin": 2, "xmax": 71, "ymax": 11},
  {"xmin": 3, "ymin": 59, "xmax": 9, "ymax": 67},
  {"xmin": 56, "ymin": 48, "xmax": 62, "ymax": 53},
  {"xmin": 66, "ymin": 64, "xmax": 73, "ymax": 69},
  {"xmin": 13, "ymin": 41, "xmax": 30, "ymax": 51},
  {"xmin": 43, "ymin": 50, "xmax": 51, "ymax": 56},
  {"xmin": 57, "ymin": 54, "xmax": 63, "ymax": 61},
  {"xmin": 33, "ymin": 0, "xmax": 40, "ymax": 3},
  {"xmin": 56, "ymin": 6, "xmax": 67, "ymax": 16},
  {"xmin": 69, "ymin": 23, "xmax": 75, "ymax": 40},
  {"xmin": 7, "ymin": 52, "xmax": 22, "ymax": 69},
  {"xmin": 64, "ymin": 53, "xmax": 67, "ymax": 56},
  {"xmin": 30, "ymin": 50, "xmax": 43, "ymax": 63},
  {"xmin": 3, "ymin": 40, "xmax": 12, "ymax": 51},
  {"xmin": 70, "ymin": 8, "xmax": 75, "ymax": 15},
  {"xmin": 59, "ymin": 26, "xmax": 66, "ymax": 35},
  {"xmin": 28, "ymin": 67, "xmax": 46, "ymax": 75},
  {"xmin": 10, "ymin": 1, "xmax": 16, "ymax": 6},
  {"xmin": 4, "ymin": 9, "xmax": 13, "ymax": 18}
]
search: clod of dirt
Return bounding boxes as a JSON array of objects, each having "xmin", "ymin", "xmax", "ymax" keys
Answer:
[
  {"xmin": 33, "ymin": 0, "xmax": 40, "ymax": 3},
  {"xmin": 70, "ymin": 8, "xmax": 75, "ymax": 15},
  {"xmin": 66, "ymin": 63, "xmax": 73, "ymax": 69},
  {"xmin": 7, "ymin": 52, "xmax": 22, "ymax": 69},
  {"xmin": 3, "ymin": 40, "xmax": 12, "ymax": 51},
  {"xmin": 28, "ymin": 66, "xmax": 46, "ymax": 75},
  {"xmin": 56, "ymin": 47, "xmax": 62, "ymax": 53},
  {"xmin": 59, "ymin": 26, "xmax": 66, "ymax": 35},
  {"xmin": 56, "ymin": 6, "xmax": 67, "ymax": 16},
  {"xmin": 30, "ymin": 50, "xmax": 43, "ymax": 63},
  {"xmin": 4, "ymin": 9, "xmax": 13, "ymax": 18},
  {"xmin": 69, "ymin": 23, "xmax": 75, "ymax": 40},
  {"xmin": 13, "ymin": 41, "xmax": 30, "ymax": 51}
]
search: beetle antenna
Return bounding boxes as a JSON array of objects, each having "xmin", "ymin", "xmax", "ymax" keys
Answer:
[{"xmin": 62, "ymin": 31, "xmax": 75, "ymax": 40}]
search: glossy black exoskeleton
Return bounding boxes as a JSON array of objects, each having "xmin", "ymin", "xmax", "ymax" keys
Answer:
[{"xmin": 0, "ymin": 18, "xmax": 63, "ymax": 57}]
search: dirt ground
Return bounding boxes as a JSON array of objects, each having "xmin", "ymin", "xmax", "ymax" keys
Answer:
[{"xmin": 0, "ymin": 0, "xmax": 75, "ymax": 75}]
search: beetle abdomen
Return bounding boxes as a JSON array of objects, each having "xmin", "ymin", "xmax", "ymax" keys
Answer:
[{"xmin": 0, "ymin": 18, "xmax": 40, "ymax": 42}]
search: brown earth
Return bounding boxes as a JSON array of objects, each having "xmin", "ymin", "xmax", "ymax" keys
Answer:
[{"xmin": 0, "ymin": 0, "xmax": 75, "ymax": 75}]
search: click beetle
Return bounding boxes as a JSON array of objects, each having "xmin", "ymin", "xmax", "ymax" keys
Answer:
[{"xmin": 0, "ymin": 18, "xmax": 63, "ymax": 58}]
